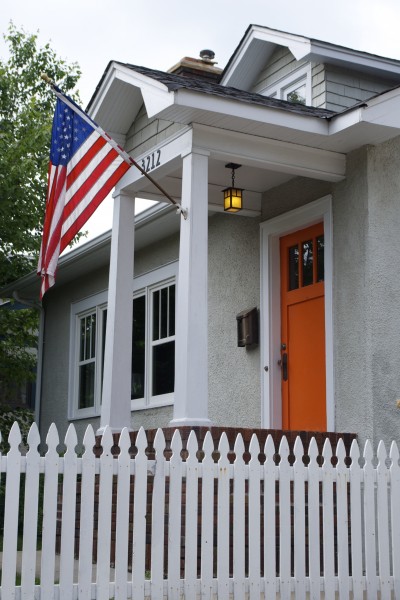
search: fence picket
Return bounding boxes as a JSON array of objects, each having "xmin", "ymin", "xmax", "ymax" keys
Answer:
[
  {"xmin": 376, "ymin": 441, "xmax": 391, "ymax": 599},
  {"xmin": 59, "ymin": 424, "xmax": 78, "ymax": 600},
  {"xmin": 263, "ymin": 435, "xmax": 277, "ymax": 599},
  {"xmin": 40, "ymin": 423, "xmax": 60, "ymax": 600},
  {"xmin": 233, "ymin": 433, "xmax": 245, "ymax": 600},
  {"xmin": 1, "ymin": 422, "xmax": 23, "ymax": 600},
  {"xmin": 293, "ymin": 437, "xmax": 306, "ymax": 600},
  {"xmin": 363, "ymin": 440, "xmax": 378, "ymax": 598},
  {"xmin": 200, "ymin": 431, "xmax": 215, "ymax": 600},
  {"xmin": 335, "ymin": 438, "xmax": 350, "ymax": 599},
  {"xmin": 349, "ymin": 440, "xmax": 364, "ymax": 599},
  {"xmin": 77, "ymin": 425, "xmax": 96, "ymax": 600},
  {"xmin": 278, "ymin": 436, "xmax": 291, "ymax": 599},
  {"xmin": 307, "ymin": 438, "xmax": 321, "ymax": 600},
  {"xmin": 96, "ymin": 426, "xmax": 114, "ymax": 600},
  {"xmin": 131, "ymin": 427, "xmax": 148, "ymax": 600},
  {"xmin": 1, "ymin": 421, "xmax": 400, "ymax": 600},
  {"xmin": 322, "ymin": 438, "xmax": 335, "ymax": 600},
  {"xmin": 248, "ymin": 434, "xmax": 261, "ymax": 599},
  {"xmin": 167, "ymin": 429, "xmax": 183, "ymax": 600},
  {"xmin": 150, "ymin": 428, "xmax": 166, "ymax": 600},
  {"xmin": 184, "ymin": 431, "xmax": 199, "ymax": 598},
  {"xmin": 20, "ymin": 423, "xmax": 41, "ymax": 600},
  {"xmin": 390, "ymin": 441, "xmax": 400, "ymax": 599},
  {"xmin": 217, "ymin": 432, "xmax": 230, "ymax": 600},
  {"xmin": 114, "ymin": 428, "xmax": 131, "ymax": 600}
]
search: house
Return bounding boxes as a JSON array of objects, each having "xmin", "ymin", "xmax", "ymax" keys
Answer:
[{"xmin": 3, "ymin": 24, "xmax": 400, "ymax": 449}]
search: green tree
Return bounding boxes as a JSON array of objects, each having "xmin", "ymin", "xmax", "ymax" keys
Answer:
[
  {"xmin": 0, "ymin": 24, "xmax": 81, "ymax": 399},
  {"xmin": 0, "ymin": 22, "xmax": 81, "ymax": 285}
]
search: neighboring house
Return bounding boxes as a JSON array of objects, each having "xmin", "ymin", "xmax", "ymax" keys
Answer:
[{"xmin": 3, "ymin": 24, "xmax": 400, "ymax": 448}]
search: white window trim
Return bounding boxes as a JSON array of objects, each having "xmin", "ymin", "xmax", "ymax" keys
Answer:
[
  {"xmin": 68, "ymin": 262, "xmax": 178, "ymax": 420},
  {"xmin": 260, "ymin": 64, "xmax": 312, "ymax": 105},
  {"xmin": 259, "ymin": 196, "xmax": 334, "ymax": 431},
  {"xmin": 131, "ymin": 273, "xmax": 177, "ymax": 411},
  {"xmin": 68, "ymin": 289, "xmax": 108, "ymax": 420}
]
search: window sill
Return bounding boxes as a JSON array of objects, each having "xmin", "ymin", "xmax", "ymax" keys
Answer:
[{"xmin": 131, "ymin": 395, "xmax": 174, "ymax": 411}]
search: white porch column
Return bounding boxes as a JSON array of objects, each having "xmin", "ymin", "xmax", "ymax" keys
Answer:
[
  {"xmin": 98, "ymin": 192, "xmax": 135, "ymax": 433},
  {"xmin": 170, "ymin": 150, "xmax": 211, "ymax": 426}
]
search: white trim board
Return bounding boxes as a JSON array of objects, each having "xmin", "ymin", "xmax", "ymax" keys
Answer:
[{"xmin": 260, "ymin": 195, "xmax": 334, "ymax": 431}]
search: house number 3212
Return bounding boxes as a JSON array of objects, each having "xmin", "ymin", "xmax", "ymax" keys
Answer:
[{"xmin": 140, "ymin": 149, "xmax": 161, "ymax": 173}]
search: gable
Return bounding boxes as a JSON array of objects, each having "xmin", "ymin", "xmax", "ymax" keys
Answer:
[{"xmin": 221, "ymin": 25, "xmax": 400, "ymax": 113}]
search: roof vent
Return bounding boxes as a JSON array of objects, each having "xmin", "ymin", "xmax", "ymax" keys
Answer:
[{"xmin": 200, "ymin": 49, "xmax": 216, "ymax": 63}]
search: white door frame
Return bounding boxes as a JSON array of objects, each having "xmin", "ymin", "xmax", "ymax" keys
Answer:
[{"xmin": 260, "ymin": 195, "xmax": 334, "ymax": 430}]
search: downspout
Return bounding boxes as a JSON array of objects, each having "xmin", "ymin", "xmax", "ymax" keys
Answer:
[{"xmin": 12, "ymin": 291, "xmax": 44, "ymax": 429}]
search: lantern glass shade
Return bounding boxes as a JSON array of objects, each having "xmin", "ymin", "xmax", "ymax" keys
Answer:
[{"xmin": 223, "ymin": 187, "xmax": 243, "ymax": 212}]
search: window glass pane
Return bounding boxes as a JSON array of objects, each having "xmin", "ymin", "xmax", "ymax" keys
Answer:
[
  {"xmin": 286, "ymin": 84, "xmax": 306, "ymax": 105},
  {"xmin": 152, "ymin": 341, "xmax": 174, "ymax": 396},
  {"xmin": 90, "ymin": 314, "xmax": 96, "ymax": 359},
  {"xmin": 169, "ymin": 285, "xmax": 175, "ymax": 336},
  {"xmin": 100, "ymin": 309, "xmax": 107, "ymax": 402},
  {"xmin": 153, "ymin": 290, "xmax": 160, "ymax": 341},
  {"xmin": 288, "ymin": 245, "xmax": 299, "ymax": 290},
  {"xmin": 317, "ymin": 235, "xmax": 325, "ymax": 282},
  {"xmin": 78, "ymin": 363, "xmax": 95, "ymax": 409},
  {"xmin": 80, "ymin": 318, "xmax": 86, "ymax": 361},
  {"xmin": 302, "ymin": 240, "xmax": 313, "ymax": 287},
  {"xmin": 132, "ymin": 296, "xmax": 146, "ymax": 399},
  {"xmin": 160, "ymin": 287, "xmax": 168, "ymax": 339}
]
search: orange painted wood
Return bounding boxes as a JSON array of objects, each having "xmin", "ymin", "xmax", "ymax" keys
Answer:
[{"xmin": 280, "ymin": 223, "xmax": 326, "ymax": 431}]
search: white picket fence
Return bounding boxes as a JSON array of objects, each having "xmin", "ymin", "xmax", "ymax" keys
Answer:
[{"xmin": 0, "ymin": 423, "xmax": 399, "ymax": 599}]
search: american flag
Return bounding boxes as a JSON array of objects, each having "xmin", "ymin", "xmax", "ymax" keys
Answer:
[{"xmin": 37, "ymin": 90, "xmax": 131, "ymax": 298}]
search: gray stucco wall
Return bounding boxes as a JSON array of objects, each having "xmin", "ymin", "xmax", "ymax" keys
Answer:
[
  {"xmin": 39, "ymin": 233, "xmax": 180, "ymax": 442},
  {"xmin": 333, "ymin": 140, "xmax": 400, "ymax": 448},
  {"xmin": 208, "ymin": 214, "xmax": 261, "ymax": 427},
  {"xmin": 39, "ymin": 215, "xmax": 263, "ymax": 439},
  {"xmin": 40, "ymin": 265, "xmax": 109, "ymax": 441}
]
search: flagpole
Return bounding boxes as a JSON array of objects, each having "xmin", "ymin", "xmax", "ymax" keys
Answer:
[{"xmin": 41, "ymin": 73, "xmax": 187, "ymax": 219}]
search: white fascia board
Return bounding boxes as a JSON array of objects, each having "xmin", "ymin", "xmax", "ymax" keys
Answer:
[
  {"xmin": 329, "ymin": 86, "xmax": 400, "ymax": 135},
  {"xmin": 308, "ymin": 40, "xmax": 400, "ymax": 76},
  {"xmin": 221, "ymin": 26, "xmax": 311, "ymax": 86},
  {"xmin": 89, "ymin": 62, "xmax": 174, "ymax": 122},
  {"xmin": 360, "ymin": 87, "xmax": 400, "ymax": 128},
  {"xmin": 193, "ymin": 124, "xmax": 345, "ymax": 182},
  {"xmin": 174, "ymin": 88, "xmax": 329, "ymax": 136},
  {"xmin": 111, "ymin": 63, "xmax": 175, "ymax": 118}
]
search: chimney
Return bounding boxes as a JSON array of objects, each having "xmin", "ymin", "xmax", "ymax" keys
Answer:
[{"xmin": 168, "ymin": 50, "xmax": 222, "ymax": 82}]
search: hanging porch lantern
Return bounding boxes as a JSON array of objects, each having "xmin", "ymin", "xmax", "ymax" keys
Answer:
[{"xmin": 223, "ymin": 163, "xmax": 243, "ymax": 213}]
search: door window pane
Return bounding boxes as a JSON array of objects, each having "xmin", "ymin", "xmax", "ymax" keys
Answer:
[
  {"xmin": 302, "ymin": 240, "xmax": 313, "ymax": 287},
  {"xmin": 317, "ymin": 235, "xmax": 325, "ymax": 282},
  {"xmin": 288, "ymin": 245, "xmax": 299, "ymax": 290}
]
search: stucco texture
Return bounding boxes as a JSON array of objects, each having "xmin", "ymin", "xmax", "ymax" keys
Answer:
[
  {"xmin": 208, "ymin": 214, "xmax": 261, "ymax": 428},
  {"xmin": 333, "ymin": 140, "xmax": 400, "ymax": 448}
]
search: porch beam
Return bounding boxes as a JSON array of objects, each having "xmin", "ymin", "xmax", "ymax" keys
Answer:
[
  {"xmin": 170, "ymin": 149, "xmax": 211, "ymax": 427},
  {"xmin": 98, "ymin": 192, "xmax": 135, "ymax": 434},
  {"xmin": 192, "ymin": 123, "xmax": 346, "ymax": 182}
]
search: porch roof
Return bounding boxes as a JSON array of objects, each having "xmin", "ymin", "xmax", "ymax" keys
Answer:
[{"xmin": 89, "ymin": 61, "xmax": 334, "ymax": 120}]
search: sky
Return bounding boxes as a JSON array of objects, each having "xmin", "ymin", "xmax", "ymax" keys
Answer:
[{"xmin": 2, "ymin": 0, "xmax": 400, "ymax": 242}]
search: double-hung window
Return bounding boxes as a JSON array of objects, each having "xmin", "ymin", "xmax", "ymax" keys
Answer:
[
  {"xmin": 69, "ymin": 262, "xmax": 177, "ymax": 419},
  {"xmin": 131, "ymin": 272, "xmax": 176, "ymax": 409}
]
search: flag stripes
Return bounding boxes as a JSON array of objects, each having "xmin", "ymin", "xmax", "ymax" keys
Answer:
[{"xmin": 37, "ymin": 93, "xmax": 131, "ymax": 298}]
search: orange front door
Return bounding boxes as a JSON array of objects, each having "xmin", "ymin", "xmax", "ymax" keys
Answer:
[{"xmin": 280, "ymin": 223, "xmax": 326, "ymax": 431}]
